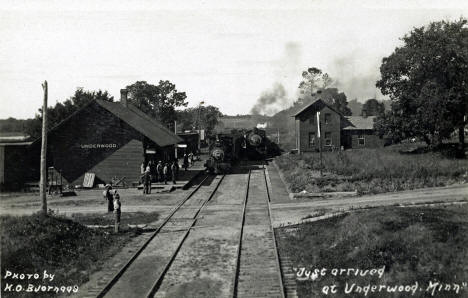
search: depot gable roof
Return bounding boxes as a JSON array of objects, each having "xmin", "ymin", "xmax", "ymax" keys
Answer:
[
  {"xmin": 31, "ymin": 100, "xmax": 182, "ymax": 148},
  {"xmin": 96, "ymin": 100, "xmax": 182, "ymax": 146}
]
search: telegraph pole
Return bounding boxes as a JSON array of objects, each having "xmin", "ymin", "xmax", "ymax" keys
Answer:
[
  {"xmin": 197, "ymin": 101, "xmax": 204, "ymax": 150},
  {"xmin": 174, "ymin": 120, "xmax": 178, "ymax": 159},
  {"xmin": 317, "ymin": 111, "xmax": 323, "ymax": 177},
  {"xmin": 40, "ymin": 81, "xmax": 48, "ymax": 215}
]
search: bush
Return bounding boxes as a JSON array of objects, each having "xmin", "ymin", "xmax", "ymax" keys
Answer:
[
  {"xmin": 275, "ymin": 147, "xmax": 468, "ymax": 194},
  {"xmin": 1, "ymin": 214, "xmax": 136, "ymax": 297}
]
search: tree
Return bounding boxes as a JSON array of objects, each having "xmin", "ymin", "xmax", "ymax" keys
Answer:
[
  {"xmin": 297, "ymin": 68, "xmax": 351, "ymax": 115},
  {"xmin": 198, "ymin": 105, "xmax": 222, "ymax": 133},
  {"xmin": 319, "ymin": 88, "xmax": 352, "ymax": 116},
  {"xmin": 376, "ymin": 18, "xmax": 468, "ymax": 155},
  {"xmin": 126, "ymin": 80, "xmax": 187, "ymax": 127},
  {"xmin": 348, "ymin": 98, "xmax": 363, "ymax": 116},
  {"xmin": 26, "ymin": 89, "xmax": 114, "ymax": 139},
  {"xmin": 298, "ymin": 67, "xmax": 333, "ymax": 105},
  {"xmin": 374, "ymin": 109, "xmax": 406, "ymax": 144},
  {"xmin": 176, "ymin": 105, "xmax": 222, "ymax": 134},
  {"xmin": 361, "ymin": 98, "xmax": 385, "ymax": 117}
]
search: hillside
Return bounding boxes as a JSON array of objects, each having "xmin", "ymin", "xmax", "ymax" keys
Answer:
[{"xmin": 215, "ymin": 115, "xmax": 271, "ymax": 132}]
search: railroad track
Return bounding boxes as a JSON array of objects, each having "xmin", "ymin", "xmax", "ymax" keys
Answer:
[
  {"xmin": 232, "ymin": 168, "xmax": 286, "ymax": 298},
  {"xmin": 275, "ymin": 229, "xmax": 299, "ymax": 298},
  {"xmin": 93, "ymin": 173, "xmax": 225, "ymax": 298},
  {"xmin": 265, "ymin": 166, "xmax": 298, "ymax": 298}
]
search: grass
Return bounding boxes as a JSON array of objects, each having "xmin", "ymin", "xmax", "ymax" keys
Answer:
[
  {"xmin": 275, "ymin": 145, "xmax": 468, "ymax": 195},
  {"xmin": 277, "ymin": 205, "xmax": 468, "ymax": 298},
  {"xmin": 71, "ymin": 211, "xmax": 160, "ymax": 226},
  {"xmin": 1, "ymin": 214, "xmax": 140, "ymax": 297},
  {"xmin": 301, "ymin": 209, "xmax": 327, "ymax": 220}
]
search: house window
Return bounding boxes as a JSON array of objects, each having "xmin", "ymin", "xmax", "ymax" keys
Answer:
[
  {"xmin": 324, "ymin": 113, "xmax": 331, "ymax": 124},
  {"xmin": 309, "ymin": 117, "xmax": 315, "ymax": 125},
  {"xmin": 358, "ymin": 135, "xmax": 365, "ymax": 146},
  {"xmin": 308, "ymin": 132, "xmax": 316, "ymax": 147},
  {"xmin": 325, "ymin": 132, "xmax": 332, "ymax": 146}
]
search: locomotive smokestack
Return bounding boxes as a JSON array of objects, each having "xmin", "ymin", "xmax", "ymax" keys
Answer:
[{"xmin": 120, "ymin": 89, "xmax": 128, "ymax": 107}]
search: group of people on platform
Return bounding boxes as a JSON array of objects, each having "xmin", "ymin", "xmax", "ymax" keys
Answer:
[
  {"xmin": 102, "ymin": 152, "xmax": 198, "ymax": 231},
  {"xmin": 139, "ymin": 152, "xmax": 198, "ymax": 194}
]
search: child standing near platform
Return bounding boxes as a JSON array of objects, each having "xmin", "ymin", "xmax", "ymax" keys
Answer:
[{"xmin": 113, "ymin": 192, "xmax": 121, "ymax": 233}]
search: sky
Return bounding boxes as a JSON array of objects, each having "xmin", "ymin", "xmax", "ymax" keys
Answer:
[{"xmin": 1, "ymin": 0, "xmax": 467, "ymax": 119}]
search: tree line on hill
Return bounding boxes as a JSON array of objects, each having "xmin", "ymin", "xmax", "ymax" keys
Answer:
[
  {"xmin": 1, "ymin": 81, "xmax": 222, "ymax": 140},
  {"xmin": 1, "ymin": 89, "xmax": 115, "ymax": 140}
]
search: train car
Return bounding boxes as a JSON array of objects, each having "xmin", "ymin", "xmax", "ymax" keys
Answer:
[{"xmin": 204, "ymin": 133, "xmax": 241, "ymax": 174}]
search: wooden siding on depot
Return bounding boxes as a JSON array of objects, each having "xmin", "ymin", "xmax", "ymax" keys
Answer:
[
  {"xmin": 45, "ymin": 102, "xmax": 143, "ymax": 184},
  {"xmin": 73, "ymin": 139, "xmax": 143, "ymax": 185}
]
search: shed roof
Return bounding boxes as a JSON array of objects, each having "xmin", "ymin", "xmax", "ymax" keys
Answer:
[
  {"xmin": 342, "ymin": 116, "xmax": 376, "ymax": 130},
  {"xmin": 0, "ymin": 141, "xmax": 32, "ymax": 146},
  {"xmin": 0, "ymin": 132, "xmax": 30, "ymax": 142},
  {"xmin": 96, "ymin": 100, "xmax": 182, "ymax": 147}
]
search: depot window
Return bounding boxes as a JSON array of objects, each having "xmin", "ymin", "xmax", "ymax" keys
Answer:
[
  {"xmin": 325, "ymin": 132, "xmax": 332, "ymax": 146},
  {"xmin": 358, "ymin": 135, "xmax": 365, "ymax": 145},
  {"xmin": 324, "ymin": 113, "xmax": 331, "ymax": 124},
  {"xmin": 308, "ymin": 132, "xmax": 316, "ymax": 147}
]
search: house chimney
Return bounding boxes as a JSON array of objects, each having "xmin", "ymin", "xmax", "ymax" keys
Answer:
[{"xmin": 120, "ymin": 89, "xmax": 128, "ymax": 107}]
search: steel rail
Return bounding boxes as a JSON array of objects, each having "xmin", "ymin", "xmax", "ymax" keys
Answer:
[
  {"xmin": 145, "ymin": 174, "xmax": 226, "ymax": 298},
  {"xmin": 231, "ymin": 169, "xmax": 251, "ymax": 298},
  {"xmin": 96, "ymin": 173, "xmax": 209, "ymax": 298},
  {"xmin": 263, "ymin": 166, "xmax": 286, "ymax": 298}
]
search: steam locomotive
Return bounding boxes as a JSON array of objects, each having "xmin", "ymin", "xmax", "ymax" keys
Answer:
[
  {"xmin": 205, "ymin": 127, "xmax": 277, "ymax": 173},
  {"xmin": 204, "ymin": 133, "xmax": 241, "ymax": 174},
  {"xmin": 241, "ymin": 127, "xmax": 267, "ymax": 160}
]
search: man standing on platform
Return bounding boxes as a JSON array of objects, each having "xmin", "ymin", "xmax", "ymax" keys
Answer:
[
  {"xmin": 143, "ymin": 167, "xmax": 151, "ymax": 194},
  {"xmin": 163, "ymin": 163, "xmax": 169, "ymax": 185},
  {"xmin": 156, "ymin": 161, "xmax": 163, "ymax": 182},
  {"xmin": 183, "ymin": 153, "xmax": 189, "ymax": 171},
  {"xmin": 103, "ymin": 185, "xmax": 114, "ymax": 212},
  {"xmin": 188, "ymin": 152, "xmax": 194, "ymax": 167},
  {"xmin": 171, "ymin": 160, "xmax": 179, "ymax": 185}
]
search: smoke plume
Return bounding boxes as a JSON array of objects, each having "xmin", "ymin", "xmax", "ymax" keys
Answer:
[
  {"xmin": 250, "ymin": 42, "xmax": 301, "ymax": 115},
  {"xmin": 329, "ymin": 53, "xmax": 386, "ymax": 101},
  {"xmin": 250, "ymin": 83, "xmax": 289, "ymax": 115}
]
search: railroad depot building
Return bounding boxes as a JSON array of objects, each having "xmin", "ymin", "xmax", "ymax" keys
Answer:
[
  {"xmin": 293, "ymin": 99, "xmax": 384, "ymax": 153},
  {"xmin": 25, "ymin": 89, "xmax": 182, "ymax": 187}
]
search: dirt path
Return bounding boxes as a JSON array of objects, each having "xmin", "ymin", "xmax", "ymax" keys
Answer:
[{"xmin": 270, "ymin": 182, "xmax": 468, "ymax": 227}]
